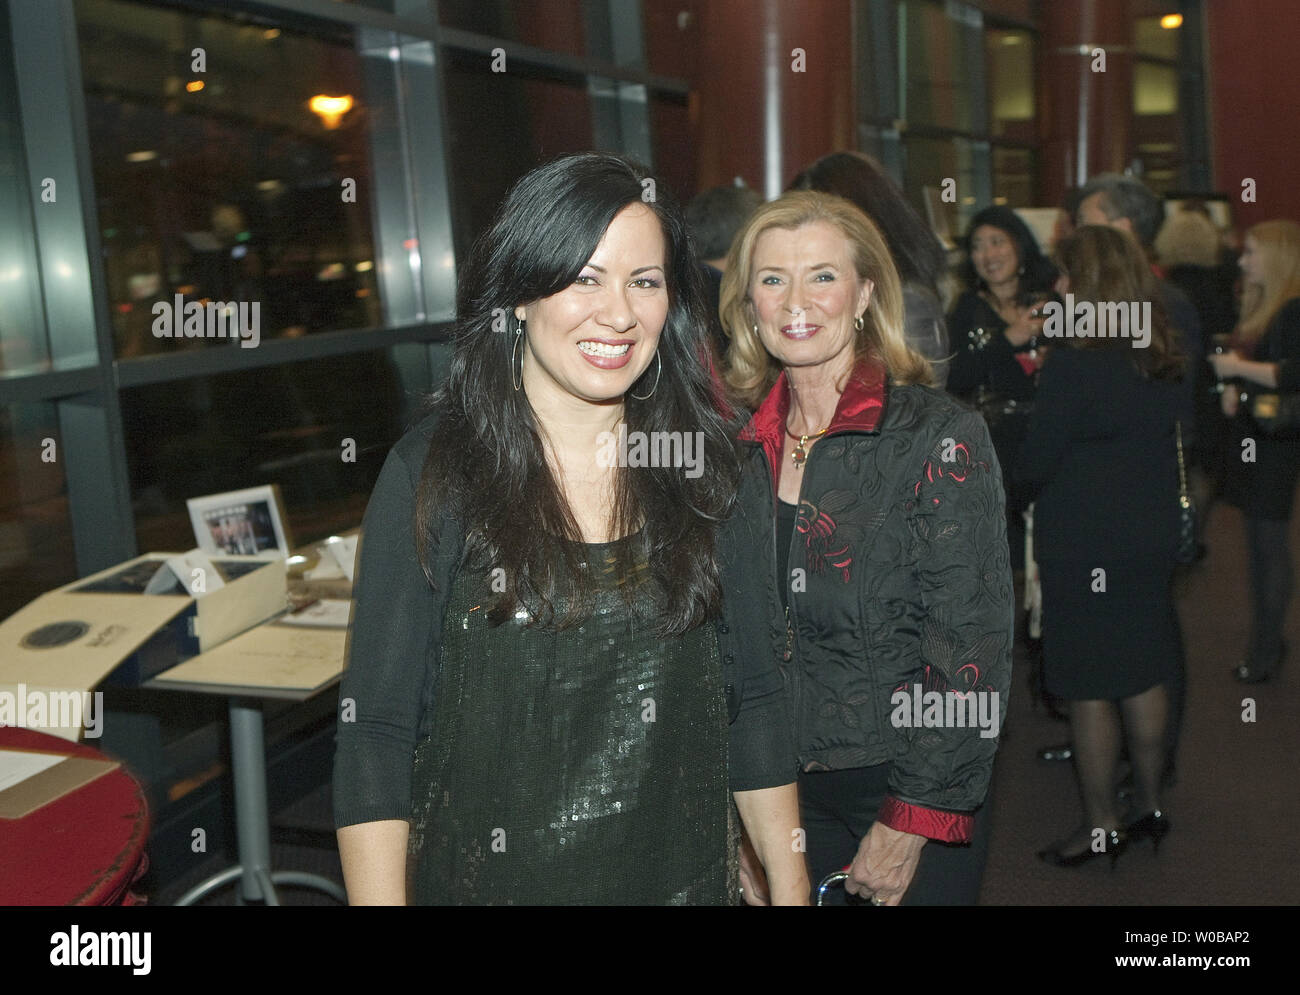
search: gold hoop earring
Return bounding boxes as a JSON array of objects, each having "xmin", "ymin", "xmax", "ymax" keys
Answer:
[
  {"xmin": 512, "ymin": 322, "xmax": 524, "ymax": 391},
  {"xmin": 629, "ymin": 351, "xmax": 662, "ymax": 400},
  {"xmin": 854, "ymin": 315, "xmax": 865, "ymax": 331}
]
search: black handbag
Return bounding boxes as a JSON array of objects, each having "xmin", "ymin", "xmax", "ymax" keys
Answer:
[{"xmin": 1175, "ymin": 421, "xmax": 1198, "ymax": 565}]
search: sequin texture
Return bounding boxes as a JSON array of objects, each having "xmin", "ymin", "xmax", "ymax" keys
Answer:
[{"xmin": 406, "ymin": 535, "xmax": 732, "ymax": 904}]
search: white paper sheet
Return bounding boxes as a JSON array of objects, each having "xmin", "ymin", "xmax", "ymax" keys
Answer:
[
  {"xmin": 0, "ymin": 750, "xmax": 66, "ymax": 794},
  {"xmin": 275, "ymin": 598, "xmax": 352, "ymax": 629}
]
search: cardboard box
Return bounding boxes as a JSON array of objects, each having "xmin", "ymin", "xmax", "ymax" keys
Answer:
[
  {"xmin": 0, "ymin": 748, "xmax": 119, "ymax": 820},
  {"xmin": 0, "ymin": 553, "xmax": 287, "ymax": 701}
]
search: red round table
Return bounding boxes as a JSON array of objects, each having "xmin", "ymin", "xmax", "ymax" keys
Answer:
[{"xmin": 0, "ymin": 727, "xmax": 149, "ymax": 905}]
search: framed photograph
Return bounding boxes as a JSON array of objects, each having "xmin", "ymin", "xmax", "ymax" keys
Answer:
[{"xmin": 186, "ymin": 485, "xmax": 293, "ymax": 560}]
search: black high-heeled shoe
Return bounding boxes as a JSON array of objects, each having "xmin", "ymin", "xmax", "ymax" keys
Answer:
[
  {"xmin": 1126, "ymin": 810, "xmax": 1171, "ymax": 854},
  {"xmin": 1037, "ymin": 828, "xmax": 1129, "ymax": 870}
]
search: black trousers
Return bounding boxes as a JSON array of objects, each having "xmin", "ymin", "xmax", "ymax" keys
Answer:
[{"xmin": 799, "ymin": 765, "xmax": 994, "ymax": 906}]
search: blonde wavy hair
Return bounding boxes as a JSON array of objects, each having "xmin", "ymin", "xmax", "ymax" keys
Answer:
[
  {"xmin": 719, "ymin": 191, "xmax": 933, "ymax": 410},
  {"xmin": 1237, "ymin": 220, "xmax": 1300, "ymax": 342},
  {"xmin": 1154, "ymin": 210, "xmax": 1221, "ymax": 268}
]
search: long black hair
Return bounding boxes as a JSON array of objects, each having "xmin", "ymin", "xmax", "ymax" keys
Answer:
[
  {"xmin": 789, "ymin": 151, "xmax": 947, "ymax": 292},
  {"xmin": 415, "ymin": 152, "xmax": 738, "ymax": 635},
  {"xmin": 959, "ymin": 205, "xmax": 1058, "ymax": 306}
]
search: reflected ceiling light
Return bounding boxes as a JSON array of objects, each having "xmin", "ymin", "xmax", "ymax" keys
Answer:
[
  {"xmin": 1160, "ymin": 13, "xmax": 1183, "ymax": 28},
  {"xmin": 355, "ymin": 260, "xmax": 373, "ymax": 272},
  {"xmin": 263, "ymin": 28, "xmax": 281, "ymax": 40},
  {"xmin": 126, "ymin": 150, "xmax": 158, "ymax": 162},
  {"xmin": 309, "ymin": 94, "xmax": 353, "ymax": 129},
  {"xmin": 186, "ymin": 80, "xmax": 204, "ymax": 93}
]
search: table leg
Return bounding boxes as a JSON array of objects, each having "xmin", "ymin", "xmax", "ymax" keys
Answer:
[{"xmin": 174, "ymin": 697, "xmax": 344, "ymax": 906}]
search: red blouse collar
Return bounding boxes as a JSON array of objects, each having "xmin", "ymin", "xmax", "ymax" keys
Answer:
[{"xmin": 738, "ymin": 355, "xmax": 888, "ymax": 479}]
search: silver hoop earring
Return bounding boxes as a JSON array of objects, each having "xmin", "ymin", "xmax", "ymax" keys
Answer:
[
  {"xmin": 629, "ymin": 351, "xmax": 662, "ymax": 400},
  {"xmin": 853, "ymin": 314, "xmax": 865, "ymax": 331},
  {"xmin": 511, "ymin": 322, "xmax": 524, "ymax": 392}
]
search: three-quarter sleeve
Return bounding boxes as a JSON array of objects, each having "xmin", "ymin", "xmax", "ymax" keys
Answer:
[
  {"xmin": 880, "ymin": 408, "xmax": 1014, "ymax": 841},
  {"xmin": 333, "ymin": 442, "xmax": 441, "ymax": 829}
]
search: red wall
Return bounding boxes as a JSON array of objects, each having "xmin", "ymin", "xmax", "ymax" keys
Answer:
[{"xmin": 1207, "ymin": 0, "xmax": 1300, "ymax": 230}]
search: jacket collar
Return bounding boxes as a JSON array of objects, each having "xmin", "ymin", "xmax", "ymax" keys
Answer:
[{"xmin": 739, "ymin": 355, "xmax": 888, "ymax": 479}]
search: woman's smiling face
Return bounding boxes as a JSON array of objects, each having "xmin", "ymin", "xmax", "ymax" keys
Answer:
[
  {"xmin": 747, "ymin": 220, "xmax": 872, "ymax": 375},
  {"xmin": 970, "ymin": 224, "xmax": 1021, "ymax": 288},
  {"xmin": 514, "ymin": 202, "xmax": 668, "ymax": 405}
]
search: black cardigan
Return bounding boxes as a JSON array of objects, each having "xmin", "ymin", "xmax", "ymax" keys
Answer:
[
  {"xmin": 1015, "ymin": 346, "xmax": 1183, "ymax": 562},
  {"xmin": 332, "ymin": 414, "xmax": 796, "ymax": 830}
]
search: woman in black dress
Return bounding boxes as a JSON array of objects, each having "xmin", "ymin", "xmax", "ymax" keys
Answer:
[
  {"xmin": 947, "ymin": 207, "xmax": 1058, "ymax": 565},
  {"xmin": 333, "ymin": 153, "xmax": 807, "ymax": 904},
  {"xmin": 1209, "ymin": 220, "xmax": 1300, "ymax": 684},
  {"xmin": 1016, "ymin": 226, "xmax": 1186, "ymax": 866}
]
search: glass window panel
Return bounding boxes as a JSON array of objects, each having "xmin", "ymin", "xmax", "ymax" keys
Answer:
[
  {"xmin": 0, "ymin": 8, "xmax": 50, "ymax": 378},
  {"xmin": 442, "ymin": 47, "xmax": 593, "ymax": 257},
  {"xmin": 74, "ymin": 0, "xmax": 383, "ymax": 358},
  {"xmin": 438, "ymin": 0, "xmax": 589, "ymax": 57},
  {"xmin": 0, "ymin": 402, "xmax": 77, "ymax": 622},
  {"xmin": 1134, "ymin": 61, "xmax": 1179, "ymax": 115},
  {"xmin": 121, "ymin": 349, "xmax": 413, "ymax": 555},
  {"xmin": 903, "ymin": 136, "xmax": 985, "ymax": 236},
  {"xmin": 986, "ymin": 28, "xmax": 1035, "ymax": 141},
  {"xmin": 1135, "ymin": 15, "xmax": 1181, "ymax": 59},
  {"xmin": 978, "ymin": 0, "xmax": 1035, "ymax": 19},
  {"xmin": 1132, "ymin": 63, "xmax": 1182, "ymax": 195},
  {"xmin": 901, "ymin": 0, "xmax": 982, "ymax": 133},
  {"xmin": 992, "ymin": 145, "xmax": 1036, "ymax": 208}
]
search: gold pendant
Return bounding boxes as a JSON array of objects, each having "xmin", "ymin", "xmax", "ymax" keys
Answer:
[{"xmin": 791, "ymin": 436, "xmax": 810, "ymax": 468}]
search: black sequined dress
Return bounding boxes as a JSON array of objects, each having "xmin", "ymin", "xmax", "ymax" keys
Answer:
[{"xmin": 406, "ymin": 537, "xmax": 734, "ymax": 905}]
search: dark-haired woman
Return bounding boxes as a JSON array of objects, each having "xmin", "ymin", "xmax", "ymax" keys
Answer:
[
  {"xmin": 1016, "ymin": 225, "xmax": 1186, "ymax": 866},
  {"xmin": 333, "ymin": 153, "xmax": 807, "ymax": 905},
  {"xmin": 790, "ymin": 151, "xmax": 952, "ymax": 387},
  {"xmin": 947, "ymin": 208, "xmax": 1059, "ymax": 514}
]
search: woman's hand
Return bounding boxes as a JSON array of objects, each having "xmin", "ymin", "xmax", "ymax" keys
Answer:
[
  {"xmin": 738, "ymin": 831, "xmax": 770, "ymax": 906},
  {"xmin": 844, "ymin": 822, "xmax": 927, "ymax": 906},
  {"xmin": 1003, "ymin": 303, "xmax": 1045, "ymax": 348},
  {"xmin": 734, "ymin": 784, "xmax": 811, "ymax": 905},
  {"xmin": 1221, "ymin": 387, "xmax": 1240, "ymax": 418},
  {"xmin": 1208, "ymin": 351, "xmax": 1240, "ymax": 379}
]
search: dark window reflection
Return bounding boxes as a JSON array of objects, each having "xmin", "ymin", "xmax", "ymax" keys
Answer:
[
  {"xmin": 0, "ymin": 403, "xmax": 77, "ymax": 620},
  {"xmin": 75, "ymin": 0, "xmax": 382, "ymax": 358},
  {"xmin": 439, "ymin": 0, "xmax": 589, "ymax": 57},
  {"xmin": 442, "ymin": 47, "xmax": 593, "ymax": 256},
  {"xmin": 121, "ymin": 350, "xmax": 406, "ymax": 553}
]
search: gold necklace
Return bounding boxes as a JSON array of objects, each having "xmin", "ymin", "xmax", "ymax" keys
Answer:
[{"xmin": 785, "ymin": 423, "xmax": 829, "ymax": 469}]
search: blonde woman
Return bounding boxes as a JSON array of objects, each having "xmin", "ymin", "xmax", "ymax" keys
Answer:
[
  {"xmin": 720, "ymin": 191, "xmax": 1013, "ymax": 905},
  {"xmin": 1209, "ymin": 220, "xmax": 1300, "ymax": 684}
]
